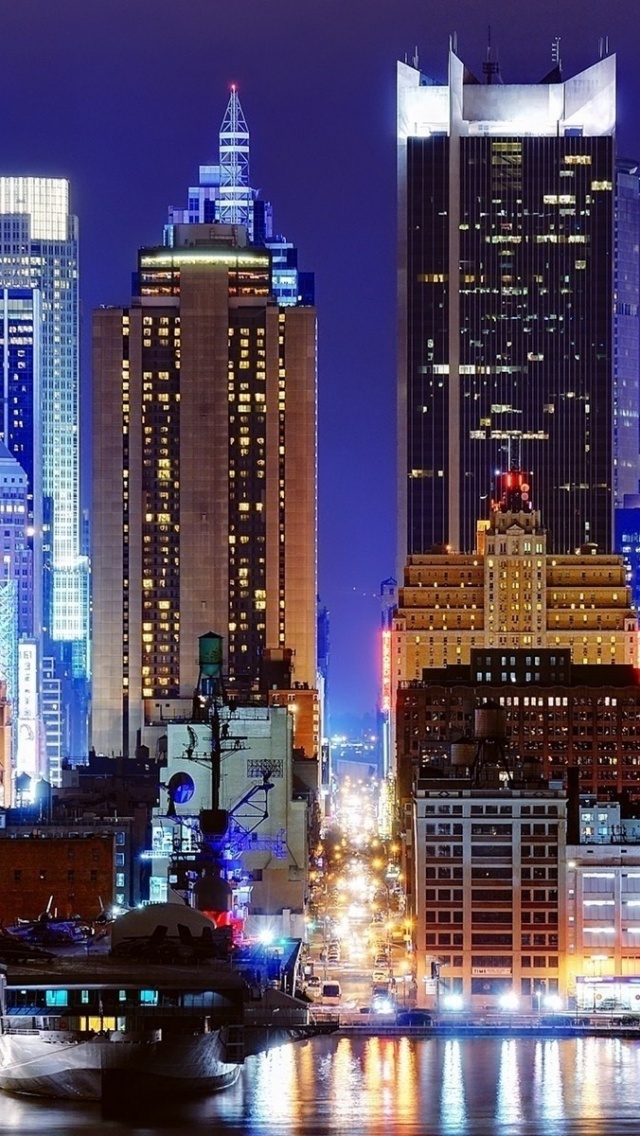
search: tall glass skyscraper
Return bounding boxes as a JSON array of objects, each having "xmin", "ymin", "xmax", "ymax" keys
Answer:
[
  {"xmin": 0, "ymin": 178, "xmax": 88, "ymax": 777},
  {"xmin": 397, "ymin": 50, "xmax": 636, "ymax": 561}
]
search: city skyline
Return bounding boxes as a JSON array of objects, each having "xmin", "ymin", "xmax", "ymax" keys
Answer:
[{"xmin": 4, "ymin": 3, "xmax": 640, "ymax": 728}]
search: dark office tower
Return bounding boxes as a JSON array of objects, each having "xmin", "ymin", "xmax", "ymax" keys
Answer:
[
  {"xmin": 91, "ymin": 226, "xmax": 317, "ymax": 758},
  {"xmin": 397, "ymin": 50, "xmax": 631, "ymax": 562}
]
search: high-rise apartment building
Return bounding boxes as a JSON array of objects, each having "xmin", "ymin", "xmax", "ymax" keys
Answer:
[
  {"xmin": 0, "ymin": 181, "xmax": 89, "ymax": 779},
  {"xmin": 92, "ymin": 225, "xmax": 317, "ymax": 758},
  {"xmin": 397, "ymin": 50, "xmax": 637, "ymax": 561}
]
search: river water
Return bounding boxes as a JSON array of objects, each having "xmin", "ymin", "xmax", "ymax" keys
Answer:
[{"xmin": 1, "ymin": 1034, "xmax": 639, "ymax": 1135}]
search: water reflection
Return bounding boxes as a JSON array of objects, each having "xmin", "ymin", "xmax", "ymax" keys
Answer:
[
  {"xmin": 497, "ymin": 1039, "xmax": 522, "ymax": 1127},
  {"xmin": 533, "ymin": 1039, "xmax": 564, "ymax": 1123},
  {"xmin": 440, "ymin": 1038, "xmax": 466, "ymax": 1131},
  {"xmin": 2, "ymin": 1036, "xmax": 640, "ymax": 1134}
]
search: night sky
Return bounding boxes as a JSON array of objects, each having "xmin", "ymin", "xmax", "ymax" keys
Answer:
[{"xmin": 4, "ymin": 1, "xmax": 640, "ymax": 732}]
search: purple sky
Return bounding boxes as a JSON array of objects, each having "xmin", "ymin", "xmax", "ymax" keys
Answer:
[{"xmin": 4, "ymin": 1, "xmax": 640, "ymax": 731}]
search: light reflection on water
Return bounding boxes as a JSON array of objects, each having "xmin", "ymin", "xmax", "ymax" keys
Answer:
[{"xmin": 2, "ymin": 1036, "xmax": 640, "ymax": 1135}]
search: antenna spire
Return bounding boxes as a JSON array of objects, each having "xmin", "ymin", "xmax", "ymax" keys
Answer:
[
  {"xmin": 218, "ymin": 85, "xmax": 251, "ymax": 229},
  {"xmin": 482, "ymin": 25, "xmax": 500, "ymax": 84}
]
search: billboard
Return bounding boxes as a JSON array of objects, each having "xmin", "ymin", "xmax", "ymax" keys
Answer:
[{"xmin": 16, "ymin": 640, "xmax": 38, "ymax": 788}]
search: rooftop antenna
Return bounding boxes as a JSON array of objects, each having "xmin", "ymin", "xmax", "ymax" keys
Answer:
[
  {"xmin": 599, "ymin": 35, "xmax": 610, "ymax": 59},
  {"xmin": 483, "ymin": 24, "xmax": 500, "ymax": 84},
  {"xmin": 551, "ymin": 36, "xmax": 561, "ymax": 68},
  {"xmin": 412, "ymin": 44, "xmax": 419, "ymax": 69},
  {"xmin": 450, "ymin": 31, "xmax": 458, "ymax": 54},
  {"xmin": 219, "ymin": 85, "xmax": 251, "ymax": 231}
]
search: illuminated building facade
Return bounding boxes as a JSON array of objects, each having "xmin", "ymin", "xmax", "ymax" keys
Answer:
[
  {"xmin": 393, "ymin": 473, "xmax": 636, "ymax": 681},
  {"xmin": 397, "ymin": 51, "xmax": 636, "ymax": 561},
  {"xmin": 393, "ymin": 474, "xmax": 638, "ymax": 794},
  {"xmin": 379, "ymin": 576, "xmax": 397, "ymax": 780},
  {"xmin": 0, "ymin": 180, "xmax": 88, "ymax": 774},
  {"xmin": 0, "ymin": 443, "xmax": 31, "ymax": 639},
  {"xmin": 616, "ymin": 492, "xmax": 640, "ymax": 612},
  {"xmin": 413, "ymin": 781, "xmax": 566, "ymax": 1010},
  {"xmin": 0, "ymin": 180, "xmax": 86, "ymax": 645},
  {"xmin": 92, "ymin": 225, "xmax": 317, "ymax": 758},
  {"xmin": 0, "ymin": 446, "xmax": 42, "ymax": 792},
  {"xmin": 565, "ymin": 833, "xmax": 640, "ymax": 1007}
]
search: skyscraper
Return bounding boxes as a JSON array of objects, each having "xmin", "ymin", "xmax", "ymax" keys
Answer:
[
  {"xmin": 397, "ymin": 49, "xmax": 635, "ymax": 562},
  {"xmin": 0, "ymin": 180, "xmax": 86, "ymax": 643},
  {"xmin": 91, "ymin": 225, "xmax": 317, "ymax": 758},
  {"xmin": 0, "ymin": 180, "xmax": 89, "ymax": 778}
]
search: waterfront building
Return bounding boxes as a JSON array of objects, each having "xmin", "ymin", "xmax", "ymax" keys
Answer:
[
  {"xmin": 92, "ymin": 224, "xmax": 317, "ymax": 759},
  {"xmin": 411, "ymin": 772, "xmax": 640, "ymax": 1012},
  {"xmin": 0, "ymin": 180, "xmax": 89, "ymax": 774},
  {"xmin": 397, "ymin": 49, "xmax": 637, "ymax": 563},
  {"xmin": 412, "ymin": 777, "xmax": 566, "ymax": 1010},
  {"xmin": 565, "ymin": 829, "xmax": 640, "ymax": 1009}
]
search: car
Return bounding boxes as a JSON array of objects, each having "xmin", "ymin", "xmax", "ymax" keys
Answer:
[
  {"xmin": 305, "ymin": 976, "xmax": 321, "ymax": 994},
  {"xmin": 397, "ymin": 1010, "xmax": 432, "ymax": 1027},
  {"xmin": 374, "ymin": 954, "xmax": 389, "ymax": 967},
  {"xmin": 372, "ymin": 969, "xmax": 388, "ymax": 984},
  {"xmin": 320, "ymin": 980, "xmax": 342, "ymax": 1005},
  {"xmin": 371, "ymin": 994, "xmax": 396, "ymax": 1015}
]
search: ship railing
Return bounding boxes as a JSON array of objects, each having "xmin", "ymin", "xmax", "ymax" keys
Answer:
[
  {"xmin": 243, "ymin": 1006, "xmax": 312, "ymax": 1027},
  {"xmin": 1, "ymin": 1014, "xmax": 72, "ymax": 1033},
  {"xmin": 0, "ymin": 1024, "xmax": 41, "ymax": 1036}
]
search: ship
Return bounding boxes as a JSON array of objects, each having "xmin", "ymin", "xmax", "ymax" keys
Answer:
[{"xmin": 0, "ymin": 902, "xmax": 336, "ymax": 1102}]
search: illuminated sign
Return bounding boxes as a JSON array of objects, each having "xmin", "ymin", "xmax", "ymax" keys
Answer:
[
  {"xmin": 381, "ymin": 629, "xmax": 391, "ymax": 713},
  {"xmin": 16, "ymin": 640, "xmax": 38, "ymax": 787}
]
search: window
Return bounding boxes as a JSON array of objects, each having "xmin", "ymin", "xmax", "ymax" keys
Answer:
[{"xmin": 45, "ymin": 990, "xmax": 68, "ymax": 1007}]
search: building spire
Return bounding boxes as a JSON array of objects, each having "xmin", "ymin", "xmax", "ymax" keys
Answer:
[{"xmin": 218, "ymin": 85, "xmax": 251, "ymax": 228}]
